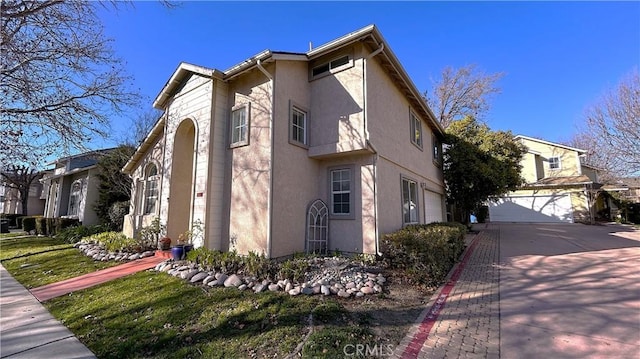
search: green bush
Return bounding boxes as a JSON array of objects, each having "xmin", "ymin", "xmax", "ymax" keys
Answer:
[
  {"xmin": 381, "ymin": 222, "xmax": 467, "ymax": 287},
  {"xmin": 56, "ymin": 224, "xmax": 107, "ymax": 243},
  {"xmin": 1, "ymin": 214, "xmax": 21, "ymax": 227},
  {"xmin": 35, "ymin": 217, "xmax": 48, "ymax": 235},
  {"xmin": 186, "ymin": 248, "xmax": 278, "ymax": 279},
  {"xmin": 85, "ymin": 231, "xmax": 138, "ymax": 252},
  {"xmin": 21, "ymin": 216, "xmax": 37, "ymax": 233}
]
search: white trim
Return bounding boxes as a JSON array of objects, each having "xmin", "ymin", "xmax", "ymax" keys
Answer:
[{"xmin": 515, "ymin": 135, "xmax": 587, "ymax": 154}]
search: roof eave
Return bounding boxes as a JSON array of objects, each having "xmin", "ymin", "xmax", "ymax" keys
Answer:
[
  {"xmin": 122, "ymin": 117, "xmax": 165, "ymax": 175},
  {"xmin": 153, "ymin": 62, "xmax": 223, "ymax": 109}
]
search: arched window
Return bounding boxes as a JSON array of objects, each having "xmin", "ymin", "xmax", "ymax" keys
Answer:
[
  {"xmin": 144, "ymin": 164, "xmax": 159, "ymax": 215},
  {"xmin": 68, "ymin": 179, "xmax": 83, "ymax": 217}
]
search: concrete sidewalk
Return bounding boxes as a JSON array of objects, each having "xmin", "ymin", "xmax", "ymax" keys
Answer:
[{"xmin": 0, "ymin": 264, "xmax": 96, "ymax": 359}]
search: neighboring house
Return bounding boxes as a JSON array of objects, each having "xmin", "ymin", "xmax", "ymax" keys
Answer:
[
  {"xmin": 0, "ymin": 173, "xmax": 47, "ymax": 216},
  {"xmin": 488, "ymin": 135, "xmax": 600, "ymax": 223},
  {"xmin": 122, "ymin": 25, "xmax": 446, "ymax": 258},
  {"xmin": 41, "ymin": 150, "xmax": 110, "ymax": 226}
]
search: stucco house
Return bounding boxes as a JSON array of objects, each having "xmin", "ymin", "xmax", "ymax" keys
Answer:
[
  {"xmin": 41, "ymin": 150, "xmax": 109, "ymax": 226},
  {"xmin": 0, "ymin": 172, "xmax": 47, "ymax": 216},
  {"xmin": 122, "ymin": 25, "xmax": 446, "ymax": 258},
  {"xmin": 488, "ymin": 135, "xmax": 600, "ymax": 223}
]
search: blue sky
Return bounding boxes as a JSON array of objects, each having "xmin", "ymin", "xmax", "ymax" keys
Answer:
[{"xmin": 97, "ymin": 1, "xmax": 639, "ymax": 147}]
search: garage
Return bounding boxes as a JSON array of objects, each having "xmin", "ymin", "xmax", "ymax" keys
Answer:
[
  {"xmin": 488, "ymin": 194, "xmax": 574, "ymax": 223},
  {"xmin": 423, "ymin": 189, "xmax": 444, "ymax": 223}
]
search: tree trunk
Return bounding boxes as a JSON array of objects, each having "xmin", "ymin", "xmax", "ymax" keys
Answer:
[{"xmin": 20, "ymin": 187, "xmax": 29, "ymax": 216}]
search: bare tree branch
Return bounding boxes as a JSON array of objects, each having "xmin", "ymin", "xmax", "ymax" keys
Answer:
[
  {"xmin": 573, "ymin": 69, "xmax": 640, "ymax": 178},
  {"xmin": 0, "ymin": 0, "xmax": 141, "ymax": 166},
  {"xmin": 424, "ymin": 64, "xmax": 504, "ymax": 129}
]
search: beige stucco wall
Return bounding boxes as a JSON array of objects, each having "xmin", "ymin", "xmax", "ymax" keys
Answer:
[
  {"xmin": 519, "ymin": 138, "xmax": 583, "ymax": 183},
  {"xmin": 226, "ymin": 67, "xmax": 273, "ymax": 256},
  {"xmin": 308, "ymin": 44, "xmax": 367, "ymax": 158},
  {"xmin": 365, "ymin": 52, "xmax": 445, "ymax": 235},
  {"xmin": 270, "ymin": 60, "xmax": 321, "ymax": 257}
]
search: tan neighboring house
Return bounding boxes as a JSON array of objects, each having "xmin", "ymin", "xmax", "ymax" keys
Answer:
[
  {"xmin": 41, "ymin": 150, "xmax": 108, "ymax": 226},
  {"xmin": 488, "ymin": 135, "xmax": 600, "ymax": 223},
  {"xmin": 122, "ymin": 25, "xmax": 446, "ymax": 258},
  {"xmin": 0, "ymin": 174, "xmax": 47, "ymax": 216}
]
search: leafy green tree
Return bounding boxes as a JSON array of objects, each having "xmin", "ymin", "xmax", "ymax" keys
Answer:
[
  {"xmin": 444, "ymin": 117, "xmax": 526, "ymax": 223},
  {"xmin": 94, "ymin": 145, "xmax": 135, "ymax": 230}
]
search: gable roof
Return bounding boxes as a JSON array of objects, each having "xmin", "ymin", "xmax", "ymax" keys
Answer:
[
  {"xmin": 152, "ymin": 25, "xmax": 443, "ymax": 136},
  {"xmin": 515, "ymin": 135, "xmax": 587, "ymax": 155}
]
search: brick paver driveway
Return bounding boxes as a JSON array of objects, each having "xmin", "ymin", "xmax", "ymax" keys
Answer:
[{"xmin": 499, "ymin": 223, "xmax": 640, "ymax": 359}]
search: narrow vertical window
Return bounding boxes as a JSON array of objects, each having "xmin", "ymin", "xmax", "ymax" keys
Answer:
[
  {"xmin": 230, "ymin": 104, "xmax": 250, "ymax": 147},
  {"xmin": 144, "ymin": 164, "xmax": 159, "ymax": 215},
  {"xmin": 410, "ymin": 112, "xmax": 423, "ymax": 149},
  {"xmin": 433, "ymin": 134, "xmax": 442, "ymax": 165},
  {"xmin": 402, "ymin": 177, "xmax": 419, "ymax": 224},
  {"xmin": 331, "ymin": 168, "xmax": 351, "ymax": 216},
  {"xmin": 290, "ymin": 106, "xmax": 308, "ymax": 145},
  {"xmin": 68, "ymin": 180, "xmax": 82, "ymax": 217}
]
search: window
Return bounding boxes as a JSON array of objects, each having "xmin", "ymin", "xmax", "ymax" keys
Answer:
[
  {"xmin": 290, "ymin": 105, "xmax": 308, "ymax": 146},
  {"xmin": 144, "ymin": 164, "xmax": 159, "ymax": 215},
  {"xmin": 549, "ymin": 156, "xmax": 561, "ymax": 170},
  {"xmin": 330, "ymin": 167, "xmax": 353, "ymax": 218},
  {"xmin": 230, "ymin": 104, "xmax": 250, "ymax": 147},
  {"xmin": 402, "ymin": 177, "xmax": 419, "ymax": 224},
  {"xmin": 68, "ymin": 180, "xmax": 82, "ymax": 217},
  {"xmin": 433, "ymin": 135, "xmax": 443, "ymax": 165},
  {"xmin": 410, "ymin": 112, "xmax": 422, "ymax": 149},
  {"xmin": 311, "ymin": 55, "xmax": 352, "ymax": 78}
]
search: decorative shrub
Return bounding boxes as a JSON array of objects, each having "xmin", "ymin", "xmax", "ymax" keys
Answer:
[
  {"xmin": 21, "ymin": 216, "xmax": 37, "ymax": 233},
  {"xmin": 56, "ymin": 224, "xmax": 107, "ymax": 243},
  {"xmin": 380, "ymin": 222, "xmax": 467, "ymax": 287},
  {"xmin": 85, "ymin": 231, "xmax": 139, "ymax": 252},
  {"xmin": 35, "ymin": 217, "xmax": 48, "ymax": 235}
]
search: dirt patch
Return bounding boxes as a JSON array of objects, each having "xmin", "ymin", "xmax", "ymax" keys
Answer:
[{"xmin": 339, "ymin": 269, "xmax": 434, "ymax": 348}]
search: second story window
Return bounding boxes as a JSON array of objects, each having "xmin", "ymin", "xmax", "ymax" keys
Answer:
[
  {"xmin": 230, "ymin": 103, "xmax": 250, "ymax": 148},
  {"xmin": 290, "ymin": 105, "xmax": 308, "ymax": 146},
  {"xmin": 410, "ymin": 111, "xmax": 422, "ymax": 149},
  {"xmin": 549, "ymin": 156, "xmax": 561, "ymax": 170},
  {"xmin": 433, "ymin": 135, "xmax": 443, "ymax": 165},
  {"xmin": 311, "ymin": 55, "xmax": 352, "ymax": 78}
]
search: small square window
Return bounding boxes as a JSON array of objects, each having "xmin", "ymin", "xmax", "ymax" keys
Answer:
[
  {"xmin": 549, "ymin": 156, "xmax": 561, "ymax": 170},
  {"xmin": 230, "ymin": 104, "xmax": 250, "ymax": 147},
  {"xmin": 410, "ymin": 112, "xmax": 423, "ymax": 149}
]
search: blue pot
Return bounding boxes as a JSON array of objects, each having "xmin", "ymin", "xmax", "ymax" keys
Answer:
[{"xmin": 171, "ymin": 245, "xmax": 185, "ymax": 260}]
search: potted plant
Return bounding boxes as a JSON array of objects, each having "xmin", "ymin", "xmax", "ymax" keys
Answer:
[{"xmin": 159, "ymin": 236, "xmax": 172, "ymax": 250}]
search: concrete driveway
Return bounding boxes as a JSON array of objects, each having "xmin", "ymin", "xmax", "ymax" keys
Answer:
[{"xmin": 498, "ymin": 223, "xmax": 640, "ymax": 358}]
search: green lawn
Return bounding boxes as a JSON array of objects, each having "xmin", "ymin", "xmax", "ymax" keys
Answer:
[
  {"xmin": 2, "ymin": 236, "xmax": 381, "ymax": 358},
  {"xmin": 0, "ymin": 231, "xmax": 28, "ymax": 239},
  {"xmin": 0, "ymin": 236, "xmax": 121, "ymax": 288},
  {"xmin": 46, "ymin": 271, "xmax": 376, "ymax": 358}
]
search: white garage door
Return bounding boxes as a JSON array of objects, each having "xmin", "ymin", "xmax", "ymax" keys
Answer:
[
  {"xmin": 424, "ymin": 190, "xmax": 444, "ymax": 224},
  {"xmin": 488, "ymin": 195, "xmax": 574, "ymax": 223}
]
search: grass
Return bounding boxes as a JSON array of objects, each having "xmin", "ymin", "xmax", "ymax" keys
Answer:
[
  {"xmin": 46, "ymin": 271, "xmax": 377, "ymax": 358},
  {"xmin": 0, "ymin": 236, "xmax": 121, "ymax": 288},
  {"xmin": 2, "ymin": 236, "xmax": 413, "ymax": 358},
  {"xmin": 0, "ymin": 231, "xmax": 28, "ymax": 239}
]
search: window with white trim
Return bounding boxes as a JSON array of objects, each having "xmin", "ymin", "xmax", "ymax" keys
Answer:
[
  {"xmin": 330, "ymin": 168, "xmax": 352, "ymax": 217},
  {"xmin": 311, "ymin": 55, "xmax": 352, "ymax": 78},
  {"xmin": 549, "ymin": 156, "xmax": 561, "ymax": 170},
  {"xmin": 433, "ymin": 134, "xmax": 442, "ymax": 165},
  {"xmin": 68, "ymin": 179, "xmax": 82, "ymax": 217},
  {"xmin": 402, "ymin": 177, "xmax": 419, "ymax": 224},
  {"xmin": 144, "ymin": 164, "xmax": 159, "ymax": 215},
  {"xmin": 290, "ymin": 105, "xmax": 308, "ymax": 146},
  {"xmin": 230, "ymin": 103, "xmax": 250, "ymax": 147},
  {"xmin": 410, "ymin": 111, "xmax": 423, "ymax": 149}
]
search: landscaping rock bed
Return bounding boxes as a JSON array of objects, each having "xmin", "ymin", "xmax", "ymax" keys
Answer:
[
  {"xmin": 153, "ymin": 257, "xmax": 386, "ymax": 298},
  {"xmin": 74, "ymin": 241, "xmax": 155, "ymax": 262}
]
